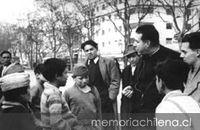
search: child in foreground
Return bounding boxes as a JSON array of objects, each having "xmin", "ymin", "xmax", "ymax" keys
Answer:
[{"xmin": 64, "ymin": 64, "xmax": 102, "ymax": 130}]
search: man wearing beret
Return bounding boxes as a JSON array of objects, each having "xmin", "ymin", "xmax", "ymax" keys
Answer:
[{"xmin": 81, "ymin": 40, "xmax": 121, "ymax": 129}]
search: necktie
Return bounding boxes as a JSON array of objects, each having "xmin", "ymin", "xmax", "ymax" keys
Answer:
[
  {"xmin": 88, "ymin": 59, "xmax": 95, "ymax": 84},
  {"xmin": 89, "ymin": 59, "xmax": 95, "ymax": 66}
]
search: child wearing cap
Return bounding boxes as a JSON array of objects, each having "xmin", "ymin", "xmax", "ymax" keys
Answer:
[{"xmin": 64, "ymin": 64, "xmax": 102, "ymax": 130}]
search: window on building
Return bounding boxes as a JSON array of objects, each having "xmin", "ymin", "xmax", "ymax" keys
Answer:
[
  {"xmin": 166, "ymin": 8, "xmax": 172, "ymax": 15},
  {"xmin": 118, "ymin": 0, "xmax": 122, "ymax": 4},
  {"xmin": 129, "ymin": 8, "xmax": 136, "ymax": 15},
  {"xmin": 119, "ymin": 26, "xmax": 122, "ymax": 31},
  {"xmin": 96, "ymin": 30, "xmax": 99, "ymax": 36},
  {"xmin": 114, "ymin": 14, "xmax": 118, "ymax": 19},
  {"xmin": 102, "ymin": 30, "xmax": 105, "ymax": 35},
  {"xmin": 102, "ymin": 4, "xmax": 105, "ymax": 10},
  {"xmin": 166, "ymin": 23, "xmax": 172, "ymax": 29},
  {"xmin": 102, "ymin": 16, "xmax": 105, "ymax": 22},
  {"xmin": 95, "ymin": 18, "xmax": 99, "ymax": 25},
  {"xmin": 96, "ymin": 6, "xmax": 99, "ymax": 12},
  {"xmin": 166, "ymin": 38, "xmax": 172, "ymax": 44},
  {"xmin": 113, "ymin": 0, "xmax": 117, "ymax": 6},
  {"xmin": 102, "ymin": 42, "xmax": 105, "ymax": 47},
  {"xmin": 115, "ymin": 27, "xmax": 117, "ymax": 32},
  {"xmin": 86, "ymin": 11, "xmax": 90, "ymax": 16},
  {"xmin": 186, "ymin": 9, "xmax": 191, "ymax": 16},
  {"xmin": 119, "ymin": 12, "xmax": 122, "ymax": 17},
  {"xmin": 186, "ymin": 23, "xmax": 191, "ymax": 30},
  {"xmin": 141, "ymin": 7, "xmax": 153, "ymax": 14}
]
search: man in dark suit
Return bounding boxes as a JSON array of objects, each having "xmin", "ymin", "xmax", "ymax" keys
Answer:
[{"xmin": 132, "ymin": 24, "xmax": 189, "ymax": 113}]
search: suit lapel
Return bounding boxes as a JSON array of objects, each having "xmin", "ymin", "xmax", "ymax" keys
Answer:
[
  {"xmin": 184, "ymin": 69, "xmax": 200, "ymax": 95},
  {"xmin": 98, "ymin": 57, "xmax": 106, "ymax": 82}
]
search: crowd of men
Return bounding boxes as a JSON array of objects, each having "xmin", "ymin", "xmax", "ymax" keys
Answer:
[{"xmin": 0, "ymin": 24, "xmax": 200, "ymax": 130}]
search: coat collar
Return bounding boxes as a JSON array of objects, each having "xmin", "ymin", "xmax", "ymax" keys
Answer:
[{"xmin": 162, "ymin": 90, "xmax": 185, "ymax": 102}]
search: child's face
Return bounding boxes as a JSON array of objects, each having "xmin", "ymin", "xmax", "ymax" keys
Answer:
[
  {"xmin": 74, "ymin": 75, "xmax": 89, "ymax": 88},
  {"xmin": 57, "ymin": 67, "xmax": 68, "ymax": 87}
]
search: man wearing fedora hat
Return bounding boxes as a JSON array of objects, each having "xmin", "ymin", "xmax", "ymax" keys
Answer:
[
  {"xmin": 121, "ymin": 45, "xmax": 140, "ymax": 114},
  {"xmin": 81, "ymin": 40, "xmax": 120, "ymax": 129}
]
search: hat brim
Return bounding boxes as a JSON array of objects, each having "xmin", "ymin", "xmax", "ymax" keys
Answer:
[{"xmin": 124, "ymin": 51, "xmax": 137, "ymax": 57}]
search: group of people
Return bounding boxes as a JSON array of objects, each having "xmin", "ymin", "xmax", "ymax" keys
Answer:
[
  {"xmin": 0, "ymin": 24, "xmax": 200, "ymax": 130},
  {"xmin": 121, "ymin": 25, "xmax": 200, "ymax": 129},
  {"xmin": 0, "ymin": 38, "xmax": 121, "ymax": 129}
]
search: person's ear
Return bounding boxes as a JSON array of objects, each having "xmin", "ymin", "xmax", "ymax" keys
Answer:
[
  {"xmin": 55, "ymin": 73, "xmax": 60, "ymax": 80},
  {"xmin": 145, "ymin": 40, "xmax": 151, "ymax": 47},
  {"xmin": 35, "ymin": 73, "xmax": 40, "ymax": 79},
  {"xmin": 196, "ymin": 49, "xmax": 200, "ymax": 57}
]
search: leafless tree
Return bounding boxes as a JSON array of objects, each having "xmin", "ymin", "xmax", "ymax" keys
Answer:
[{"xmin": 156, "ymin": 0, "xmax": 199, "ymax": 41}]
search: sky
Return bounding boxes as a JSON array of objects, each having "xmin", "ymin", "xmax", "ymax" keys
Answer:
[{"xmin": 0, "ymin": 0, "xmax": 36, "ymax": 24}]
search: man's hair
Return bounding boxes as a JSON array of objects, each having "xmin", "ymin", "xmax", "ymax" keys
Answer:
[
  {"xmin": 81, "ymin": 39, "xmax": 98, "ymax": 50},
  {"xmin": 136, "ymin": 24, "xmax": 159, "ymax": 47},
  {"xmin": 0, "ymin": 50, "xmax": 11, "ymax": 57},
  {"xmin": 182, "ymin": 32, "xmax": 200, "ymax": 50},
  {"xmin": 42, "ymin": 58, "xmax": 67, "ymax": 82},
  {"xmin": 154, "ymin": 59, "xmax": 188, "ymax": 91},
  {"xmin": 34, "ymin": 63, "xmax": 45, "ymax": 75}
]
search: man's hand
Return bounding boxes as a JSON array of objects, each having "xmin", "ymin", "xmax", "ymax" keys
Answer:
[{"xmin": 122, "ymin": 86, "xmax": 133, "ymax": 98}]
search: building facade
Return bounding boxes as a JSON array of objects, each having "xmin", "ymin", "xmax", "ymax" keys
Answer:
[{"xmin": 79, "ymin": 0, "xmax": 200, "ymax": 69}]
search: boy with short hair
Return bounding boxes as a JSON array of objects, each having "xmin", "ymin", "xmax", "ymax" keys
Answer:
[
  {"xmin": 155, "ymin": 59, "xmax": 200, "ymax": 130},
  {"xmin": 64, "ymin": 64, "xmax": 102, "ymax": 130},
  {"xmin": 40, "ymin": 58, "xmax": 78, "ymax": 130}
]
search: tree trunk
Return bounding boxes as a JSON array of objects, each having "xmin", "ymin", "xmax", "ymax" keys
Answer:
[{"xmin": 68, "ymin": 46, "xmax": 74, "ymax": 71}]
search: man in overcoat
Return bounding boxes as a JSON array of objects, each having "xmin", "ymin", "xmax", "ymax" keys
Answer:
[{"xmin": 132, "ymin": 24, "xmax": 189, "ymax": 113}]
